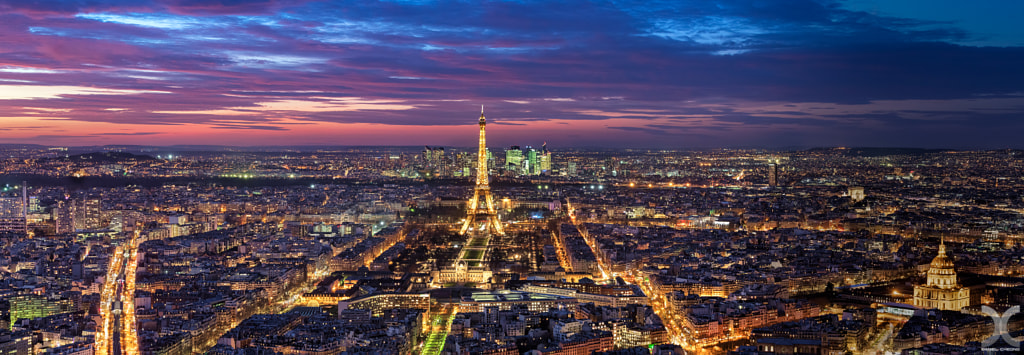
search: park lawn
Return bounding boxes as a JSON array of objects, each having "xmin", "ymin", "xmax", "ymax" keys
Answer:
[{"xmin": 464, "ymin": 249, "xmax": 485, "ymax": 260}]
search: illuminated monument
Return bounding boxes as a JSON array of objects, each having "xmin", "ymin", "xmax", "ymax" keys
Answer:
[
  {"xmin": 460, "ymin": 106, "xmax": 504, "ymax": 236},
  {"xmin": 913, "ymin": 239, "xmax": 969, "ymax": 311},
  {"xmin": 435, "ymin": 108, "xmax": 502, "ymax": 286}
]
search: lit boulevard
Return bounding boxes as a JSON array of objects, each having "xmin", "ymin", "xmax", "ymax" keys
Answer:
[{"xmin": 96, "ymin": 232, "xmax": 141, "ymax": 355}]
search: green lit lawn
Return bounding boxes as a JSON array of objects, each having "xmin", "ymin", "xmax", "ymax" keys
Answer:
[
  {"xmin": 420, "ymin": 308, "xmax": 458, "ymax": 355},
  {"xmin": 463, "ymin": 249, "xmax": 484, "ymax": 260}
]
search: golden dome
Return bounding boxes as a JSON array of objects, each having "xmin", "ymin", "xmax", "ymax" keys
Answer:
[{"xmin": 929, "ymin": 242, "xmax": 955, "ymax": 270}]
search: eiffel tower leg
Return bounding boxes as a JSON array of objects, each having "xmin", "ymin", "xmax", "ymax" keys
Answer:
[
  {"xmin": 491, "ymin": 215, "xmax": 504, "ymax": 235},
  {"xmin": 460, "ymin": 190, "xmax": 480, "ymax": 235},
  {"xmin": 482, "ymin": 189, "xmax": 504, "ymax": 236}
]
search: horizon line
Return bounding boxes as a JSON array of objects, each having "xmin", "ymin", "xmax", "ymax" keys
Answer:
[{"xmin": 2, "ymin": 144, "xmax": 1021, "ymax": 151}]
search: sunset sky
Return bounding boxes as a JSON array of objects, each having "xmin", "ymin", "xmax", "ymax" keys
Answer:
[{"xmin": 1, "ymin": 0, "xmax": 1023, "ymax": 148}]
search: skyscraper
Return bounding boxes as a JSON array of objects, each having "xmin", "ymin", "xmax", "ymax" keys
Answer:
[
  {"xmin": 28, "ymin": 196, "xmax": 40, "ymax": 213},
  {"xmin": 0, "ymin": 184, "xmax": 27, "ymax": 233},
  {"xmin": 422, "ymin": 146, "xmax": 434, "ymax": 165},
  {"xmin": 526, "ymin": 147, "xmax": 538, "ymax": 175},
  {"xmin": 457, "ymin": 152, "xmax": 471, "ymax": 177},
  {"xmin": 768, "ymin": 162, "xmax": 779, "ymax": 187},
  {"xmin": 539, "ymin": 142, "xmax": 552, "ymax": 175},
  {"xmin": 54, "ymin": 199, "xmax": 73, "ymax": 234},
  {"xmin": 435, "ymin": 147, "xmax": 448, "ymax": 177},
  {"xmin": 505, "ymin": 146, "xmax": 522, "ymax": 175},
  {"xmin": 0, "ymin": 196, "xmax": 26, "ymax": 233},
  {"xmin": 422, "ymin": 146, "xmax": 448, "ymax": 178},
  {"xmin": 486, "ymin": 148, "xmax": 495, "ymax": 172},
  {"xmin": 73, "ymin": 198, "xmax": 102, "ymax": 231}
]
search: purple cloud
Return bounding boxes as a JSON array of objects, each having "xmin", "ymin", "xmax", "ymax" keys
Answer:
[{"xmin": 0, "ymin": 0, "xmax": 1021, "ymax": 148}]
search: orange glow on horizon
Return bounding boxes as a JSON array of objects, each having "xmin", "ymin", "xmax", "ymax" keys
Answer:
[{"xmin": 0, "ymin": 116, "xmax": 676, "ymax": 146}]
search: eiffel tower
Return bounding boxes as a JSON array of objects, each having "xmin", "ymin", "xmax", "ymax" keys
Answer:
[{"xmin": 460, "ymin": 106, "xmax": 504, "ymax": 236}]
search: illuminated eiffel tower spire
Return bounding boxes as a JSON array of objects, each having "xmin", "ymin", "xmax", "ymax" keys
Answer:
[{"xmin": 460, "ymin": 107, "xmax": 504, "ymax": 235}]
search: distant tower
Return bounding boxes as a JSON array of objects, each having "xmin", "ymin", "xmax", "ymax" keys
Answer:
[
  {"xmin": 73, "ymin": 198, "xmax": 102, "ymax": 231},
  {"xmin": 422, "ymin": 146, "xmax": 433, "ymax": 165},
  {"xmin": 434, "ymin": 147, "xmax": 447, "ymax": 177},
  {"xmin": 22, "ymin": 182, "xmax": 27, "ymax": 231},
  {"xmin": 460, "ymin": 107, "xmax": 504, "ymax": 236},
  {"xmin": 0, "ymin": 183, "xmax": 28, "ymax": 233},
  {"xmin": 526, "ymin": 147, "xmax": 538, "ymax": 175},
  {"xmin": 506, "ymin": 146, "xmax": 523, "ymax": 175},
  {"xmin": 767, "ymin": 161, "xmax": 779, "ymax": 187},
  {"xmin": 539, "ymin": 142, "xmax": 552, "ymax": 175},
  {"xmin": 422, "ymin": 146, "xmax": 448, "ymax": 178}
]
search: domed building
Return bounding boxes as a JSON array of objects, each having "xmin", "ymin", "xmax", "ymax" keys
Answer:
[{"xmin": 913, "ymin": 240, "xmax": 969, "ymax": 310}]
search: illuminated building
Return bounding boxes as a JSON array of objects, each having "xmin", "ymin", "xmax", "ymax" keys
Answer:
[
  {"xmin": 890, "ymin": 309, "xmax": 993, "ymax": 352},
  {"xmin": 73, "ymin": 198, "xmax": 102, "ymax": 231},
  {"xmin": 337, "ymin": 293, "xmax": 430, "ymax": 317},
  {"xmin": 53, "ymin": 201, "xmax": 74, "ymax": 234},
  {"xmin": 486, "ymin": 148, "xmax": 495, "ymax": 171},
  {"xmin": 505, "ymin": 146, "xmax": 522, "ymax": 175},
  {"xmin": 526, "ymin": 146, "xmax": 538, "ymax": 175},
  {"xmin": 422, "ymin": 146, "xmax": 448, "ymax": 178},
  {"xmin": 8, "ymin": 294, "xmax": 75, "ymax": 329},
  {"xmin": 459, "ymin": 290, "xmax": 576, "ymax": 313},
  {"xmin": 519, "ymin": 284, "xmax": 648, "ymax": 308},
  {"xmin": 848, "ymin": 186, "xmax": 865, "ymax": 202},
  {"xmin": 913, "ymin": 240, "xmax": 969, "ymax": 311},
  {"xmin": 539, "ymin": 142, "xmax": 552, "ymax": 175},
  {"xmin": 27, "ymin": 196, "xmax": 40, "ymax": 213},
  {"xmin": 614, "ymin": 324, "xmax": 667, "ymax": 350},
  {"xmin": 0, "ymin": 331, "xmax": 31, "ymax": 355},
  {"xmin": 435, "ymin": 256, "xmax": 494, "ymax": 285},
  {"xmin": 0, "ymin": 184, "xmax": 27, "ymax": 232},
  {"xmin": 457, "ymin": 152, "xmax": 472, "ymax": 177},
  {"xmin": 0, "ymin": 197, "xmax": 26, "ymax": 233},
  {"xmin": 767, "ymin": 161, "xmax": 779, "ymax": 187},
  {"xmin": 683, "ymin": 298, "xmax": 820, "ymax": 347},
  {"xmin": 525, "ymin": 332, "xmax": 613, "ymax": 355},
  {"xmin": 751, "ymin": 312, "xmax": 874, "ymax": 354}
]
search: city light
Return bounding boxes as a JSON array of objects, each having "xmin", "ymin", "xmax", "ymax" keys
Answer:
[{"xmin": 0, "ymin": 55, "xmax": 1019, "ymax": 355}]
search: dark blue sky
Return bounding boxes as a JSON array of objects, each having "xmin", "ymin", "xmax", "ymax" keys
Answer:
[{"xmin": 0, "ymin": 0, "xmax": 1022, "ymax": 148}]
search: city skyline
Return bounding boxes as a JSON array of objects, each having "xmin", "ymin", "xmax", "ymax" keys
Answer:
[
  {"xmin": 1, "ymin": 3, "xmax": 1022, "ymax": 351},
  {"xmin": 1, "ymin": 102, "xmax": 1022, "ymax": 355},
  {"xmin": 1, "ymin": 1, "xmax": 1023, "ymax": 148}
]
